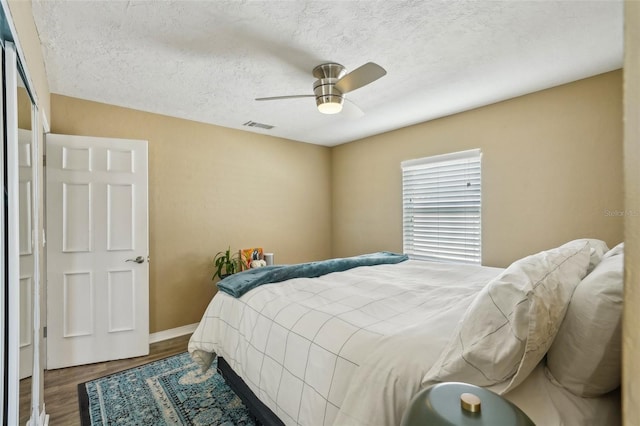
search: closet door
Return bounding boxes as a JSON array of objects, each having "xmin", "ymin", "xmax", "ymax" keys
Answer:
[
  {"xmin": 18, "ymin": 122, "xmax": 35, "ymax": 383},
  {"xmin": 4, "ymin": 39, "xmax": 42, "ymax": 426},
  {"xmin": 5, "ymin": 40, "xmax": 22, "ymax": 426},
  {"xmin": 0, "ymin": 41, "xmax": 6, "ymax": 426}
]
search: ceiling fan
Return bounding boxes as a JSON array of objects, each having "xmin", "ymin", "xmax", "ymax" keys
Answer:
[{"xmin": 255, "ymin": 62, "xmax": 387, "ymax": 115}]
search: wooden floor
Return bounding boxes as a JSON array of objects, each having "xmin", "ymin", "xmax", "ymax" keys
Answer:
[{"xmin": 36, "ymin": 334, "xmax": 191, "ymax": 425}]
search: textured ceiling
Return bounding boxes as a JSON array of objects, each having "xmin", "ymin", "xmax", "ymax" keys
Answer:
[{"xmin": 31, "ymin": 0, "xmax": 623, "ymax": 146}]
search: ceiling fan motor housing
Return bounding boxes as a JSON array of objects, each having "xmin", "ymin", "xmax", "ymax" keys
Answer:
[{"xmin": 313, "ymin": 63, "xmax": 346, "ymax": 112}]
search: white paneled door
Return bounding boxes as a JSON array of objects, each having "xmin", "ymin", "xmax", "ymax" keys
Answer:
[{"xmin": 46, "ymin": 134, "xmax": 149, "ymax": 369}]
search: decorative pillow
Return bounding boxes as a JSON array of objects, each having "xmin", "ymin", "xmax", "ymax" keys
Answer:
[
  {"xmin": 546, "ymin": 247, "xmax": 623, "ymax": 397},
  {"xmin": 422, "ymin": 240, "xmax": 591, "ymax": 394}
]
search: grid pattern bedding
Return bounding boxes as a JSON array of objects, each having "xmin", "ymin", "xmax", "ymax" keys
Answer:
[{"xmin": 189, "ymin": 260, "xmax": 502, "ymax": 425}]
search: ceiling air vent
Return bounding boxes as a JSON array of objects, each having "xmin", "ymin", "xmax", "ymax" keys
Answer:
[{"xmin": 243, "ymin": 120, "xmax": 274, "ymax": 130}]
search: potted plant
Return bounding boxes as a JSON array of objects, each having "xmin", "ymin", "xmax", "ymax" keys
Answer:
[{"xmin": 212, "ymin": 247, "xmax": 242, "ymax": 280}]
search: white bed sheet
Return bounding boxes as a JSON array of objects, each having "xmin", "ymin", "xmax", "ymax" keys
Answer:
[
  {"xmin": 188, "ymin": 260, "xmax": 620, "ymax": 425},
  {"xmin": 505, "ymin": 364, "xmax": 621, "ymax": 426}
]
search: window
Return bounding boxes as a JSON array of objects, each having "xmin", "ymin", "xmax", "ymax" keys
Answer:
[{"xmin": 402, "ymin": 149, "xmax": 482, "ymax": 264}]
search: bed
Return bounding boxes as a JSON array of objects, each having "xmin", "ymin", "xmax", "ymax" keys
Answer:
[{"xmin": 188, "ymin": 239, "xmax": 623, "ymax": 425}]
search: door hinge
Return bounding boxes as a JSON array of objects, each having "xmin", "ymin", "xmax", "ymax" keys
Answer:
[
  {"xmin": 43, "ymin": 154, "xmax": 46, "ymax": 167},
  {"xmin": 43, "ymin": 326, "xmax": 47, "ymax": 338}
]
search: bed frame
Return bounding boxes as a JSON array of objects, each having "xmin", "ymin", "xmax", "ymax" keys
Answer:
[{"xmin": 217, "ymin": 357, "xmax": 284, "ymax": 426}]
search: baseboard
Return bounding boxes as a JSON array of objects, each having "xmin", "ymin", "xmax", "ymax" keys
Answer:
[{"xmin": 149, "ymin": 323, "xmax": 198, "ymax": 344}]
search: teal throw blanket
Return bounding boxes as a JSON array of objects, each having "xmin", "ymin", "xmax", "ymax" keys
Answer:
[{"xmin": 217, "ymin": 251, "xmax": 408, "ymax": 297}]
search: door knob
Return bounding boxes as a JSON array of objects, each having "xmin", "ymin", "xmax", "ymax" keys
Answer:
[{"xmin": 126, "ymin": 256, "xmax": 145, "ymax": 264}]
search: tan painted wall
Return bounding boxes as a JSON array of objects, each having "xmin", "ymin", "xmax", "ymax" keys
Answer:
[
  {"xmin": 17, "ymin": 86, "xmax": 32, "ymax": 129},
  {"xmin": 623, "ymin": 2, "xmax": 639, "ymax": 424},
  {"xmin": 51, "ymin": 95, "xmax": 332, "ymax": 333},
  {"xmin": 332, "ymin": 71, "xmax": 624, "ymax": 267}
]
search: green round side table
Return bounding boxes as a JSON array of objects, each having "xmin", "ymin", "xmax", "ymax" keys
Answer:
[{"xmin": 401, "ymin": 382, "xmax": 535, "ymax": 426}]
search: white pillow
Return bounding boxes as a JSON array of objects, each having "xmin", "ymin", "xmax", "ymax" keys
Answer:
[
  {"xmin": 573, "ymin": 238, "xmax": 609, "ymax": 274},
  {"xmin": 602, "ymin": 242, "xmax": 624, "ymax": 260},
  {"xmin": 422, "ymin": 240, "xmax": 591, "ymax": 394},
  {"xmin": 546, "ymin": 248, "xmax": 623, "ymax": 397}
]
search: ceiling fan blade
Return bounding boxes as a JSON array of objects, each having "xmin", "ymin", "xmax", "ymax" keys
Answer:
[
  {"xmin": 334, "ymin": 62, "xmax": 387, "ymax": 94},
  {"xmin": 255, "ymin": 94, "xmax": 315, "ymax": 101},
  {"xmin": 343, "ymin": 98, "xmax": 365, "ymax": 119}
]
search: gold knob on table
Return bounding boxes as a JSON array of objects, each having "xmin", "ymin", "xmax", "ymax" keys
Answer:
[{"xmin": 460, "ymin": 392, "xmax": 481, "ymax": 413}]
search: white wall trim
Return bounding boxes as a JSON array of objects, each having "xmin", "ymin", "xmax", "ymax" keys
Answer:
[
  {"xmin": 149, "ymin": 323, "xmax": 198, "ymax": 344},
  {"xmin": 41, "ymin": 109, "xmax": 50, "ymax": 133},
  {"xmin": 28, "ymin": 405, "xmax": 49, "ymax": 426}
]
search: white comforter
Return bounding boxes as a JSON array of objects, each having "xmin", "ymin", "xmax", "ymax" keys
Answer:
[{"xmin": 188, "ymin": 260, "xmax": 502, "ymax": 425}]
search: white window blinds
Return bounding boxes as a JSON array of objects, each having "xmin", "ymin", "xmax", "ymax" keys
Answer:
[{"xmin": 402, "ymin": 149, "xmax": 482, "ymax": 264}]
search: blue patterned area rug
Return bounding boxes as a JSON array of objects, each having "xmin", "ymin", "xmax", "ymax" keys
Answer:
[{"xmin": 77, "ymin": 352, "xmax": 256, "ymax": 426}]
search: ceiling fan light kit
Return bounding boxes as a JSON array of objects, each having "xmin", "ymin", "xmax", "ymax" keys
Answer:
[
  {"xmin": 255, "ymin": 61, "xmax": 387, "ymax": 115},
  {"xmin": 316, "ymin": 95, "xmax": 343, "ymax": 114}
]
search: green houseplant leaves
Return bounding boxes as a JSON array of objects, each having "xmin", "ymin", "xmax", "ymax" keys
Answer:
[{"xmin": 212, "ymin": 247, "xmax": 242, "ymax": 280}]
